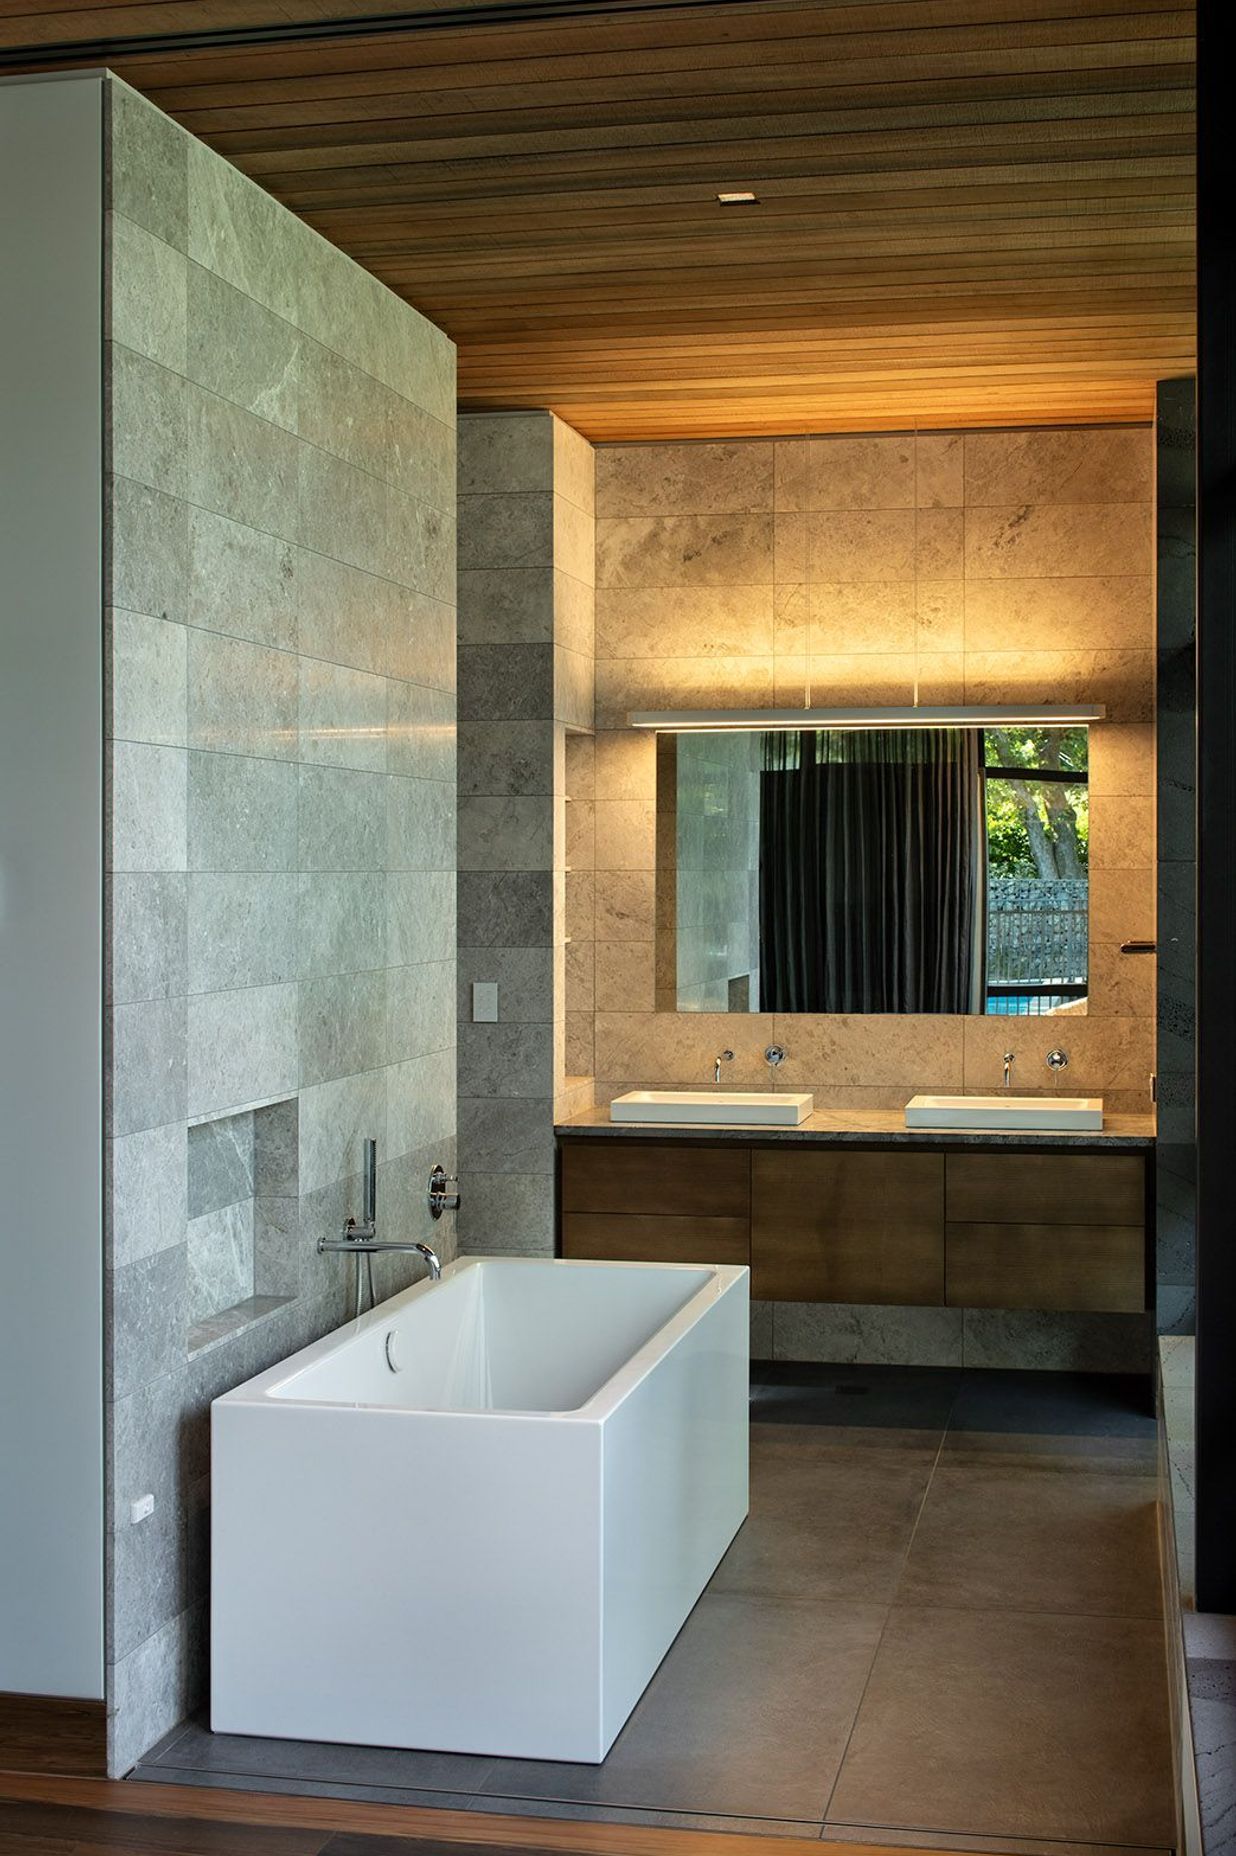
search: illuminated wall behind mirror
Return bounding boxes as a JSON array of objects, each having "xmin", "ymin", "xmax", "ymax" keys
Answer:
[{"xmin": 656, "ymin": 725, "xmax": 1089, "ymax": 1017}]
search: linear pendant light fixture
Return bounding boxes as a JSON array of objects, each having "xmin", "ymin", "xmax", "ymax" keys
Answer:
[{"xmin": 628, "ymin": 705, "xmax": 1106, "ymax": 732}]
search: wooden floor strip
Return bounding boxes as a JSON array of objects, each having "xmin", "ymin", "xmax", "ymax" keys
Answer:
[{"xmin": 0, "ymin": 1775, "xmax": 981, "ymax": 1856}]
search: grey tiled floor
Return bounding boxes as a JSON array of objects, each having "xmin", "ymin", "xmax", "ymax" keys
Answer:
[{"xmin": 133, "ymin": 1366, "xmax": 1174, "ymax": 1853}]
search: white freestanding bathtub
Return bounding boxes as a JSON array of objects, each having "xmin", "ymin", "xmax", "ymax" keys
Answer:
[{"xmin": 211, "ymin": 1256, "xmax": 749, "ymax": 1763}]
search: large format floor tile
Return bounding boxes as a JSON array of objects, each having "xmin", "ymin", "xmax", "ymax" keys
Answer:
[
  {"xmin": 477, "ymin": 1591, "xmax": 887, "ymax": 1821},
  {"xmin": 825, "ymin": 1604, "xmax": 1175, "ymax": 1847},
  {"xmin": 947, "ymin": 1370, "xmax": 1156, "ymax": 1440},
  {"xmin": 711, "ymin": 1425, "xmax": 933, "ymax": 1603},
  {"xmin": 136, "ymin": 1368, "xmax": 1173, "ymax": 1847},
  {"xmin": 895, "ymin": 1461, "xmax": 1161, "ymax": 1617},
  {"xmin": 144, "ymin": 1718, "xmax": 494, "ymax": 1797},
  {"xmin": 751, "ymin": 1363, "xmax": 958, "ymax": 1446},
  {"xmin": 941, "ymin": 1371, "xmax": 1158, "ymax": 1475},
  {"xmin": 129, "ymin": 1765, "xmax": 483, "ymax": 1811}
]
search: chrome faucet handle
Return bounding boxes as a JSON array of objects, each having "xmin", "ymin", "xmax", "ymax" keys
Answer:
[
  {"xmin": 1045, "ymin": 1048, "xmax": 1069, "ymax": 1072},
  {"xmin": 765, "ymin": 1045, "xmax": 785, "ymax": 1068},
  {"xmin": 427, "ymin": 1163, "xmax": 461, "ymax": 1220}
]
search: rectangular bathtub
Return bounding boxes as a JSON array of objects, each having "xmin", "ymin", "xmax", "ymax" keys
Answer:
[{"xmin": 211, "ymin": 1255, "xmax": 749, "ymax": 1763}]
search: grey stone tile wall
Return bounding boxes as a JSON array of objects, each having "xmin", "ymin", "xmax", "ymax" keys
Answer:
[
  {"xmin": 754, "ymin": 1300, "xmax": 1154, "ymax": 1373},
  {"xmin": 103, "ymin": 78, "xmax": 457, "ymax": 1774},
  {"xmin": 455, "ymin": 412, "xmax": 595, "ymax": 1255}
]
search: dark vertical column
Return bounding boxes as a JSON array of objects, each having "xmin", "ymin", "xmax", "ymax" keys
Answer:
[
  {"xmin": 1195, "ymin": 0, "xmax": 1236, "ymax": 1613},
  {"xmin": 1156, "ymin": 376, "xmax": 1196, "ymax": 1337}
]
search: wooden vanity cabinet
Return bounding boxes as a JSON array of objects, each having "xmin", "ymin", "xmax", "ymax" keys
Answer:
[
  {"xmin": 945, "ymin": 1152, "xmax": 1146, "ymax": 1314},
  {"xmin": 560, "ymin": 1140, "xmax": 750, "ymax": 1266},
  {"xmin": 750, "ymin": 1150, "xmax": 944, "ymax": 1304},
  {"xmin": 557, "ymin": 1136, "xmax": 1149, "ymax": 1316}
]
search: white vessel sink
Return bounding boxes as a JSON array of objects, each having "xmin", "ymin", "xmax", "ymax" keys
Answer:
[
  {"xmin": 905, "ymin": 1094, "xmax": 1103, "ymax": 1132},
  {"xmin": 610, "ymin": 1090, "xmax": 814, "ymax": 1127}
]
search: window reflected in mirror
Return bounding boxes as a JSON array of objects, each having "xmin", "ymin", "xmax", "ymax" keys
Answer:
[
  {"xmin": 656, "ymin": 724, "xmax": 1088, "ymax": 1017},
  {"xmin": 983, "ymin": 727, "xmax": 1088, "ymax": 1016}
]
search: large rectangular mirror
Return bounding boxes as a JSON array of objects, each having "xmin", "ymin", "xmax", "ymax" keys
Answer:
[{"xmin": 656, "ymin": 725, "xmax": 1089, "ymax": 1017}]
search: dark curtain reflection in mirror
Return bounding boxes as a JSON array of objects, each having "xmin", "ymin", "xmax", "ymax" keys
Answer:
[
  {"xmin": 662, "ymin": 723, "xmax": 1089, "ymax": 1016},
  {"xmin": 758, "ymin": 728, "xmax": 984, "ymax": 1013}
]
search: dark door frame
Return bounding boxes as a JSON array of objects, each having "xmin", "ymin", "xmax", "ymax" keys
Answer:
[{"xmin": 1194, "ymin": 0, "xmax": 1234, "ymax": 1614}]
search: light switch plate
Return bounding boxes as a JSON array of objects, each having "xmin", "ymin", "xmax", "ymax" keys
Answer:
[{"xmin": 472, "ymin": 981, "xmax": 499, "ymax": 1023}]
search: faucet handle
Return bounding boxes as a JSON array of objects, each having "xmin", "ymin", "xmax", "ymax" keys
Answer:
[{"xmin": 427, "ymin": 1163, "xmax": 461, "ymax": 1219}]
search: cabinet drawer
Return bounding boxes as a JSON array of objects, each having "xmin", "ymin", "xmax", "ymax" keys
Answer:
[
  {"xmin": 562, "ymin": 1213, "xmax": 750, "ymax": 1267},
  {"xmin": 946, "ymin": 1153, "xmax": 1144, "ymax": 1227},
  {"xmin": 751, "ymin": 1149, "xmax": 944, "ymax": 1305},
  {"xmin": 946, "ymin": 1221, "xmax": 1145, "ymax": 1313},
  {"xmin": 561, "ymin": 1141, "xmax": 750, "ymax": 1218}
]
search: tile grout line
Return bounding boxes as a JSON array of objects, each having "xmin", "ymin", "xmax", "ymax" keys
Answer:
[
  {"xmin": 815, "ymin": 1373, "xmax": 964, "ymax": 1833},
  {"xmin": 108, "ymin": 314, "xmax": 457, "ymax": 517},
  {"xmin": 107, "ymin": 460, "xmax": 456, "ymax": 617}
]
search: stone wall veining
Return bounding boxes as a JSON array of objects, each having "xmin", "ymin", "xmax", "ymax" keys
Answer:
[
  {"xmin": 104, "ymin": 79, "xmax": 457, "ymax": 1772},
  {"xmin": 569, "ymin": 426, "xmax": 1157, "ymax": 1372}
]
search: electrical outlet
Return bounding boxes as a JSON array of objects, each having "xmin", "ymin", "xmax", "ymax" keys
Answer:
[{"xmin": 472, "ymin": 981, "xmax": 498, "ymax": 1023}]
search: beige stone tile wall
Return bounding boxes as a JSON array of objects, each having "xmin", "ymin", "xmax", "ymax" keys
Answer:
[{"xmin": 576, "ymin": 427, "xmax": 1155, "ymax": 1113}]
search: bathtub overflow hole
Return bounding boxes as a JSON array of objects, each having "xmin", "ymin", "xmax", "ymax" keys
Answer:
[{"xmin": 385, "ymin": 1330, "xmax": 402, "ymax": 1373}]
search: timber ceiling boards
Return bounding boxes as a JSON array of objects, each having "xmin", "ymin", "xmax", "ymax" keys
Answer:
[{"xmin": 0, "ymin": 0, "xmax": 1196, "ymax": 439}]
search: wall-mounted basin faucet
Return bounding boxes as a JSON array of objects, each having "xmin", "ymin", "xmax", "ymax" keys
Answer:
[
  {"xmin": 1002, "ymin": 1051, "xmax": 1016, "ymax": 1088},
  {"xmin": 714, "ymin": 1049, "xmax": 734, "ymax": 1085}
]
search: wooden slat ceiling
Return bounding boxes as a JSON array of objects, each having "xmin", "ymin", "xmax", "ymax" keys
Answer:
[{"xmin": 1, "ymin": 0, "xmax": 1196, "ymax": 438}]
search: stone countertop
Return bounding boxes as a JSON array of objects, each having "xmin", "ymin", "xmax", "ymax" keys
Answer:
[{"xmin": 555, "ymin": 1105, "xmax": 1156, "ymax": 1149}]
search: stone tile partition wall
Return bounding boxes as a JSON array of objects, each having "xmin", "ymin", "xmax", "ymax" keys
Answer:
[
  {"xmin": 104, "ymin": 79, "xmax": 457, "ymax": 1772},
  {"xmin": 1155, "ymin": 378, "xmax": 1197, "ymax": 1336},
  {"xmin": 565, "ymin": 731, "xmax": 599, "ymax": 1074},
  {"xmin": 570, "ymin": 426, "xmax": 1157, "ymax": 1370},
  {"xmin": 455, "ymin": 411, "xmax": 595, "ymax": 1255}
]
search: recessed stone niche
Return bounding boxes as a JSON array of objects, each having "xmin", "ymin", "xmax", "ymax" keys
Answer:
[{"xmin": 186, "ymin": 1097, "xmax": 299, "ymax": 1354}]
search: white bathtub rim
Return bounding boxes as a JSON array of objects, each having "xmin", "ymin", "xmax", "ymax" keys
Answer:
[{"xmin": 213, "ymin": 1254, "xmax": 749, "ymax": 1425}]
